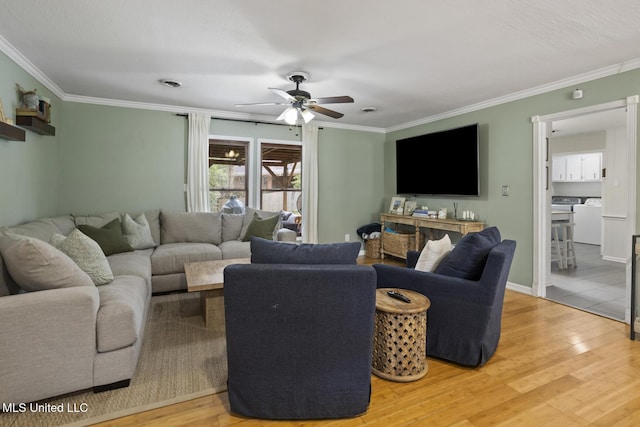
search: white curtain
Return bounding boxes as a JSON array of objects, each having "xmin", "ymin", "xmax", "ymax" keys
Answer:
[
  {"xmin": 186, "ymin": 113, "xmax": 211, "ymax": 212},
  {"xmin": 301, "ymin": 124, "xmax": 319, "ymax": 243}
]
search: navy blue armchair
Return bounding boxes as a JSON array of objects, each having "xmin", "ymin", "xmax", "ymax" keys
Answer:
[
  {"xmin": 373, "ymin": 237, "xmax": 516, "ymax": 367},
  {"xmin": 223, "ymin": 238, "xmax": 376, "ymax": 419}
]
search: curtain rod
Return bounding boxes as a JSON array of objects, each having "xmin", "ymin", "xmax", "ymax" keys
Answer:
[{"xmin": 175, "ymin": 113, "xmax": 323, "ymax": 129}]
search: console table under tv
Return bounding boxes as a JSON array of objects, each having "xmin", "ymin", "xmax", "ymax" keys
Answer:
[{"xmin": 379, "ymin": 213, "xmax": 485, "ymax": 259}]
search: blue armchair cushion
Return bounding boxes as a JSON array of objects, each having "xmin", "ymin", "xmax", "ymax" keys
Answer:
[
  {"xmin": 250, "ymin": 237, "xmax": 360, "ymax": 264},
  {"xmin": 434, "ymin": 226, "xmax": 501, "ymax": 280}
]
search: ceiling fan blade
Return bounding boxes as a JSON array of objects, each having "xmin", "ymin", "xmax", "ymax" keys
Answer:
[
  {"xmin": 235, "ymin": 102, "xmax": 289, "ymax": 107},
  {"xmin": 269, "ymin": 88, "xmax": 296, "ymax": 101},
  {"xmin": 306, "ymin": 104, "xmax": 344, "ymax": 119},
  {"xmin": 311, "ymin": 96, "xmax": 354, "ymax": 104}
]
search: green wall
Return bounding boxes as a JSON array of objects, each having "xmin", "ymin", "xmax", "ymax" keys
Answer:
[
  {"xmin": 59, "ymin": 103, "xmax": 187, "ymax": 215},
  {"xmin": 0, "ymin": 51, "xmax": 62, "ymax": 226},
  {"xmin": 385, "ymin": 68, "xmax": 640, "ymax": 287},
  {"xmin": 3, "ymin": 47, "xmax": 640, "ymax": 290},
  {"xmin": 57, "ymin": 108, "xmax": 385, "ymax": 244}
]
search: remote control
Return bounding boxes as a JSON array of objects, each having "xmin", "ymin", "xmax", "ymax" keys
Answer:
[{"xmin": 387, "ymin": 290, "xmax": 411, "ymax": 303}]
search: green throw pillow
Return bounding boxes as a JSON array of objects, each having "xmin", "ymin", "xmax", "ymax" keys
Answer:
[
  {"xmin": 242, "ymin": 213, "xmax": 279, "ymax": 241},
  {"xmin": 77, "ymin": 218, "xmax": 134, "ymax": 256}
]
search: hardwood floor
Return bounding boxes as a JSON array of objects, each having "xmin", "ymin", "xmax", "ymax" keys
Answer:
[{"xmin": 93, "ymin": 256, "xmax": 640, "ymax": 427}]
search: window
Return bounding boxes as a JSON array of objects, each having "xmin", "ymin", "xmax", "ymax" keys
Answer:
[
  {"xmin": 208, "ymin": 139, "xmax": 248, "ymax": 212},
  {"xmin": 260, "ymin": 142, "xmax": 302, "ymax": 235}
]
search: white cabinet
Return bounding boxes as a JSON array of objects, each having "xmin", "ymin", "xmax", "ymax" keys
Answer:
[
  {"xmin": 566, "ymin": 155, "xmax": 582, "ymax": 181},
  {"xmin": 552, "ymin": 152, "xmax": 602, "ymax": 182},
  {"xmin": 552, "ymin": 155, "xmax": 567, "ymax": 181},
  {"xmin": 582, "ymin": 152, "xmax": 602, "ymax": 181}
]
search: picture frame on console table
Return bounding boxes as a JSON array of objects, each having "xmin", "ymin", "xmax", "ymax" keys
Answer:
[
  {"xmin": 389, "ymin": 196, "xmax": 406, "ymax": 215},
  {"xmin": 404, "ymin": 201, "xmax": 417, "ymax": 216}
]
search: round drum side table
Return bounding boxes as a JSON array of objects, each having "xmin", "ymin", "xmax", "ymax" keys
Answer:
[{"xmin": 372, "ymin": 288, "xmax": 431, "ymax": 382}]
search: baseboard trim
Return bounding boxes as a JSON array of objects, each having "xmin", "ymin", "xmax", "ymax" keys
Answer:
[{"xmin": 506, "ymin": 281, "xmax": 533, "ymax": 295}]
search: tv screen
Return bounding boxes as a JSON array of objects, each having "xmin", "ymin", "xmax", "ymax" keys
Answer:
[{"xmin": 396, "ymin": 123, "xmax": 479, "ymax": 196}]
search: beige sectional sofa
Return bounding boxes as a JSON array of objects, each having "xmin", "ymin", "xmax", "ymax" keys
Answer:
[{"xmin": 0, "ymin": 208, "xmax": 292, "ymax": 404}]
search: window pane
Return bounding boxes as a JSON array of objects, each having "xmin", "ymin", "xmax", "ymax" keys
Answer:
[
  {"xmin": 209, "ymin": 140, "xmax": 248, "ymax": 212},
  {"xmin": 260, "ymin": 143, "xmax": 302, "ymax": 213}
]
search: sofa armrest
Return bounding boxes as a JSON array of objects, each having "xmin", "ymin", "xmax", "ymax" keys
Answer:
[{"xmin": 0, "ymin": 286, "xmax": 100, "ymax": 404}]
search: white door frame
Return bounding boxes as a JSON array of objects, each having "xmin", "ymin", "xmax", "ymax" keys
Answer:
[{"xmin": 531, "ymin": 96, "xmax": 638, "ymax": 323}]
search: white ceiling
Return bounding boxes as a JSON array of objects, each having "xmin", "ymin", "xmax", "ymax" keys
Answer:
[{"xmin": 1, "ymin": 0, "xmax": 640, "ymax": 131}]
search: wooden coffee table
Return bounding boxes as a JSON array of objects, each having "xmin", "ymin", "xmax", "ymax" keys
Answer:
[{"xmin": 184, "ymin": 258, "xmax": 250, "ymax": 328}]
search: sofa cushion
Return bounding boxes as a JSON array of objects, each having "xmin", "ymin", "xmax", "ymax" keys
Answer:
[
  {"xmin": 107, "ymin": 251, "xmax": 153, "ymax": 286},
  {"xmin": 137, "ymin": 209, "xmax": 161, "ymax": 246},
  {"xmin": 240, "ymin": 208, "xmax": 281, "ymax": 241},
  {"xmin": 151, "ymin": 243, "xmax": 223, "ymax": 275},
  {"xmin": 222, "ymin": 213, "xmax": 245, "ymax": 241},
  {"xmin": 161, "ymin": 211, "xmax": 222, "ymax": 245},
  {"xmin": 434, "ymin": 226, "xmax": 501, "ymax": 280},
  {"xmin": 122, "ymin": 213, "xmax": 156, "ymax": 250},
  {"xmin": 73, "ymin": 212, "xmax": 121, "ymax": 229},
  {"xmin": 6, "ymin": 218, "xmax": 67, "ymax": 242},
  {"xmin": 96, "ymin": 275, "xmax": 148, "ymax": 353},
  {"xmin": 250, "ymin": 237, "xmax": 361, "ymax": 264},
  {"xmin": 218, "ymin": 240, "xmax": 251, "ymax": 259},
  {"xmin": 415, "ymin": 234, "xmax": 452, "ymax": 272},
  {"xmin": 0, "ymin": 232, "xmax": 93, "ymax": 292},
  {"xmin": 77, "ymin": 218, "xmax": 134, "ymax": 256},
  {"xmin": 50, "ymin": 229, "xmax": 114, "ymax": 285},
  {"xmin": 242, "ymin": 213, "xmax": 280, "ymax": 241}
]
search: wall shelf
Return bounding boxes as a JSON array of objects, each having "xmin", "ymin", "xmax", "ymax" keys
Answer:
[
  {"xmin": 16, "ymin": 115, "xmax": 55, "ymax": 136},
  {"xmin": 0, "ymin": 121, "xmax": 26, "ymax": 141}
]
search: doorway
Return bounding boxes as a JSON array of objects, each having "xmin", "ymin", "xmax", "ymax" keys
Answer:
[{"xmin": 532, "ymin": 96, "xmax": 638, "ymax": 323}]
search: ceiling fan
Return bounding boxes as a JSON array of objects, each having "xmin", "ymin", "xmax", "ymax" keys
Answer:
[{"xmin": 235, "ymin": 72, "xmax": 354, "ymax": 125}]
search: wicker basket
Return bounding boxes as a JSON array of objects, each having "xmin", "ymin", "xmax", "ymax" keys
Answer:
[
  {"xmin": 365, "ymin": 238, "xmax": 381, "ymax": 258},
  {"xmin": 382, "ymin": 231, "xmax": 424, "ymax": 259}
]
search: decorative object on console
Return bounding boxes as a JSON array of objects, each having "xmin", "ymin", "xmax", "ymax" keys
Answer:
[
  {"xmin": 438, "ymin": 208, "xmax": 447, "ymax": 219},
  {"xmin": 404, "ymin": 200, "xmax": 417, "ymax": 215},
  {"xmin": 389, "ymin": 196, "xmax": 406, "ymax": 214}
]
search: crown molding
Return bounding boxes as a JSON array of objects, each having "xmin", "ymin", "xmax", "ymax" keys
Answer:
[
  {"xmin": 2, "ymin": 33, "xmax": 639, "ymax": 136},
  {"xmin": 0, "ymin": 34, "xmax": 66, "ymax": 99},
  {"xmin": 386, "ymin": 57, "xmax": 640, "ymax": 133},
  {"xmin": 64, "ymin": 94, "xmax": 386, "ymax": 133}
]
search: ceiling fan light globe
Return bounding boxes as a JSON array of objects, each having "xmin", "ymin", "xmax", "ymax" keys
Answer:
[
  {"xmin": 284, "ymin": 107, "xmax": 298, "ymax": 125},
  {"xmin": 301, "ymin": 109, "xmax": 315, "ymax": 123}
]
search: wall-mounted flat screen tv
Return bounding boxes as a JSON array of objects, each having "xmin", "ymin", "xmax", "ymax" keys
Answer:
[{"xmin": 396, "ymin": 123, "xmax": 479, "ymax": 196}]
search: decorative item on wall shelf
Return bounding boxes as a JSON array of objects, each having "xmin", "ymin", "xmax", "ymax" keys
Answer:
[
  {"xmin": 0, "ymin": 97, "xmax": 11, "ymax": 124},
  {"xmin": 404, "ymin": 200, "xmax": 417, "ymax": 216},
  {"xmin": 16, "ymin": 84, "xmax": 39, "ymax": 110},
  {"xmin": 389, "ymin": 196, "xmax": 406, "ymax": 215}
]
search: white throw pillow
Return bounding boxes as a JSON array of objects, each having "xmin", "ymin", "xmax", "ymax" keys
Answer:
[
  {"xmin": 122, "ymin": 213, "xmax": 156, "ymax": 250},
  {"xmin": 50, "ymin": 229, "xmax": 114, "ymax": 285},
  {"xmin": 0, "ymin": 231, "xmax": 93, "ymax": 292},
  {"xmin": 415, "ymin": 234, "xmax": 452, "ymax": 272}
]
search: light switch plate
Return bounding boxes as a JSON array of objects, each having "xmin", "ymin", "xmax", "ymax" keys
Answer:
[{"xmin": 502, "ymin": 186, "xmax": 509, "ymax": 196}]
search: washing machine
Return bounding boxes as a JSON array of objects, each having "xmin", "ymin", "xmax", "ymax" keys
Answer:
[{"xmin": 573, "ymin": 198, "xmax": 602, "ymax": 245}]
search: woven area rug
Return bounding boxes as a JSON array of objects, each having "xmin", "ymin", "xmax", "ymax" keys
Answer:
[{"xmin": 2, "ymin": 292, "xmax": 228, "ymax": 427}]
